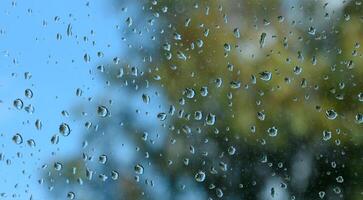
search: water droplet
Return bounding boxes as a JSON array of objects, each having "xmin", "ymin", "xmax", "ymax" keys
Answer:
[
  {"xmin": 206, "ymin": 113, "xmax": 216, "ymax": 125},
  {"xmin": 76, "ymin": 88, "xmax": 83, "ymax": 97},
  {"xmin": 259, "ymin": 32, "xmax": 266, "ymax": 48},
  {"xmin": 267, "ymin": 126, "xmax": 278, "ymax": 137},
  {"xmin": 35, "ymin": 119, "xmax": 42, "ymax": 130},
  {"xmin": 228, "ymin": 146, "xmax": 236, "ymax": 155},
  {"xmin": 194, "ymin": 111, "xmax": 203, "ymax": 120},
  {"xmin": 125, "ymin": 17, "xmax": 133, "ymax": 27},
  {"xmin": 99, "ymin": 174, "xmax": 108, "ymax": 182},
  {"xmin": 259, "ymin": 71, "xmax": 272, "ymax": 81},
  {"xmin": 67, "ymin": 192, "xmax": 75, "ymax": 199},
  {"xmin": 358, "ymin": 92, "xmax": 363, "ymax": 102},
  {"xmin": 326, "ymin": 109, "xmax": 337, "ymax": 120},
  {"xmin": 336, "ymin": 175, "xmax": 344, "ymax": 183},
  {"xmin": 216, "ymin": 188, "xmax": 223, "ymax": 198},
  {"xmin": 111, "ymin": 170, "xmax": 119, "ymax": 180},
  {"xmin": 54, "ymin": 162, "xmax": 63, "ymax": 171},
  {"xmin": 293, "ymin": 66, "xmax": 302, "ymax": 75},
  {"xmin": 322, "ymin": 130, "xmax": 332, "ymax": 141},
  {"xmin": 355, "ymin": 113, "xmax": 363, "ymax": 124},
  {"xmin": 97, "ymin": 106, "xmax": 109, "ymax": 117},
  {"xmin": 271, "ymin": 187, "xmax": 275, "ymax": 197},
  {"xmin": 27, "ymin": 139, "xmax": 36, "ymax": 147},
  {"xmin": 13, "ymin": 99, "xmax": 23, "ymax": 110},
  {"xmin": 200, "ymin": 86, "xmax": 208, "ymax": 97},
  {"xmin": 59, "ymin": 123, "xmax": 71, "ymax": 136},
  {"xmin": 233, "ymin": 28, "xmax": 240, "ymax": 38},
  {"xmin": 24, "ymin": 89, "xmax": 33, "ymax": 99},
  {"xmin": 184, "ymin": 88, "xmax": 195, "ymax": 99},
  {"xmin": 24, "ymin": 104, "xmax": 35, "ymax": 114},
  {"xmin": 308, "ymin": 26, "xmax": 316, "ymax": 35},
  {"xmin": 134, "ymin": 164, "xmax": 144, "ymax": 174},
  {"xmin": 157, "ymin": 112, "xmax": 167, "ymax": 121},
  {"xmin": 99, "ymin": 155, "xmax": 107, "ymax": 164},
  {"xmin": 142, "ymin": 94, "xmax": 150, "ymax": 104},
  {"xmin": 318, "ymin": 191, "xmax": 325, "ymax": 199},
  {"xmin": 66, "ymin": 24, "xmax": 73, "ymax": 36},
  {"xmin": 51, "ymin": 134, "xmax": 59, "ymax": 144},
  {"xmin": 257, "ymin": 111, "xmax": 265, "ymax": 121},
  {"xmin": 84, "ymin": 53, "xmax": 90, "ymax": 63},
  {"xmin": 230, "ymin": 81, "xmax": 241, "ymax": 89},
  {"xmin": 12, "ymin": 133, "xmax": 23, "ymax": 144},
  {"xmin": 195, "ymin": 171, "xmax": 206, "ymax": 182}
]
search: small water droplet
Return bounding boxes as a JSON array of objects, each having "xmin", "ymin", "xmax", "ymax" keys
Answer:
[
  {"xmin": 355, "ymin": 113, "xmax": 363, "ymax": 124},
  {"xmin": 134, "ymin": 164, "xmax": 144, "ymax": 174},
  {"xmin": 259, "ymin": 32, "xmax": 266, "ymax": 48},
  {"xmin": 54, "ymin": 162, "xmax": 63, "ymax": 171},
  {"xmin": 195, "ymin": 171, "xmax": 206, "ymax": 182},
  {"xmin": 206, "ymin": 113, "xmax": 216, "ymax": 125},
  {"xmin": 12, "ymin": 133, "xmax": 23, "ymax": 144},
  {"xmin": 259, "ymin": 71, "xmax": 272, "ymax": 81},
  {"xmin": 157, "ymin": 112, "xmax": 167, "ymax": 121},
  {"xmin": 111, "ymin": 170, "xmax": 119, "ymax": 180},
  {"xmin": 97, "ymin": 106, "xmax": 109, "ymax": 117},
  {"xmin": 322, "ymin": 130, "xmax": 332, "ymax": 141},
  {"xmin": 99, "ymin": 155, "xmax": 107, "ymax": 164},
  {"xmin": 59, "ymin": 123, "xmax": 71, "ymax": 136},
  {"xmin": 67, "ymin": 192, "xmax": 75, "ymax": 199},
  {"xmin": 24, "ymin": 89, "xmax": 33, "ymax": 99},
  {"xmin": 184, "ymin": 88, "xmax": 195, "ymax": 99},
  {"xmin": 35, "ymin": 119, "xmax": 42, "ymax": 130},
  {"xmin": 267, "ymin": 126, "xmax": 278, "ymax": 137},
  {"xmin": 142, "ymin": 94, "xmax": 150, "ymax": 104},
  {"xmin": 13, "ymin": 99, "xmax": 23, "ymax": 110},
  {"xmin": 326, "ymin": 109, "xmax": 337, "ymax": 120}
]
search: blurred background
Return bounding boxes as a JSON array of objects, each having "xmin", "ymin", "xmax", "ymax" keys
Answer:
[{"xmin": 0, "ymin": 0, "xmax": 362, "ymax": 199}]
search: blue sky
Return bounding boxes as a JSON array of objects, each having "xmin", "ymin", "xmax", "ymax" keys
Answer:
[{"xmin": 0, "ymin": 0, "xmax": 124, "ymax": 198}]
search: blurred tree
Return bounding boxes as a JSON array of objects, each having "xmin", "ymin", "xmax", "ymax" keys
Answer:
[{"xmin": 45, "ymin": 0, "xmax": 363, "ymax": 199}]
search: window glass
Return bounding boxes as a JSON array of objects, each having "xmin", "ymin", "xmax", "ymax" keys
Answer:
[{"xmin": 0, "ymin": 0, "xmax": 362, "ymax": 199}]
